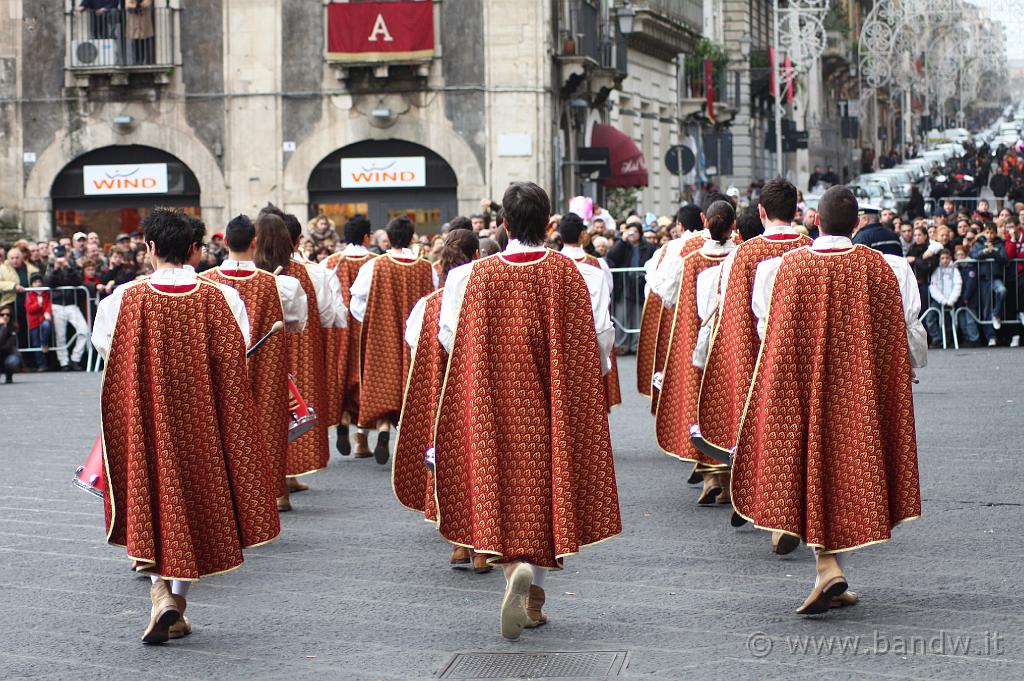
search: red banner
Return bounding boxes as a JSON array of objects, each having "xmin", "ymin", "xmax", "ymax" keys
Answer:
[
  {"xmin": 326, "ymin": 1, "xmax": 434, "ymax": 62},
  {"xmin": 704, "ymin": 59, "xmax": 715, "ymax": 123}
]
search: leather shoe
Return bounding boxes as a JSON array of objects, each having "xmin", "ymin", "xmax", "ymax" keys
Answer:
[
  {"xmin": 168, "ymin": 594, "xmax": 192, "ymax": 639},
  {"xmin": 830, "ymin": 590, "xmax": 858, "ymax": 608},
  {"xmin": 276, "ymin": 493, "xmax": 292, "ymax": 512},
  {"xmin": 335, "ymin": 424, "xmax": 351, "ymax": 456},
  {"xmin": 797, "ymin": 556, "xmax": 848, "ymax": 615},
  {"xmin": 772, "ymin": 531, "xmax": 800, "ymax": 555},
  {"xmin": 697, "ymin": 476, "xmax": 722, "ymax": 505},
  {"xmin": 286, "ymin": 478, "xmax": 309, "ymax": 493},
  {"xmin": 353, "ymin": 431, "xmax": 372, "ymax": 458},
  {"xmin": 450, "ymin": 546, "xmax": 471, "ymax": 566},
  {"xmin": 142, "ymin": 580, "xmax": 180, "ymax": 644},
  {"xmin": 374, "ymin": 431, "xmax": 391, "ymax": 465},
  {"xmin": 524, "ymin": 585, "xmax": 549, "ymax": 628},
  {"xmin": 472, "ymin": 552, "xmax": 492, "ymax": 574},
  {"xmin": 500, "ymin": 563, "xmax": 532, "ymax": 640}
]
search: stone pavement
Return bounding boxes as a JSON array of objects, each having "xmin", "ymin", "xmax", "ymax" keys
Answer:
[{"xmin": 1, "ymin": 349, "xmax": 1021, "ymax": 680}]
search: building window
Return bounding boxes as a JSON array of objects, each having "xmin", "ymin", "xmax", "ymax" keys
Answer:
[{"xmin": 66, "ymin": 0, "xmax": 178, "ymax": 71}]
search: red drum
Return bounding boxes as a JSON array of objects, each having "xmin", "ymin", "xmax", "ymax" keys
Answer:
[
  {"xmin": 73, "ymin": 434, "xmax": 107, "ymax": 499},
  {"xmin": 287, "ymin": 374, "xmax": 317, "ymax": 442}
]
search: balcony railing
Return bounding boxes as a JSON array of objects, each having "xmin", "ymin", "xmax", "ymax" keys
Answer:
[{"xmin": 66, "ymin": 1, "xmax": 176, "ymax": 71}]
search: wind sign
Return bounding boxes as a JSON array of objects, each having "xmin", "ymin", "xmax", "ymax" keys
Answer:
[
  {"xmin": 341, "ymin": 157, "xmax": 426, "ymax": 189},
  {"xmin": 83, "ymin": 164, "xmax": 168, "ymax": 195}
]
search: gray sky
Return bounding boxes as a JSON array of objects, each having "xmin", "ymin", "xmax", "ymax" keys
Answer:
[{"xmin": 969, "ymin": 0, "xmax": 1024, "ymax": 62}]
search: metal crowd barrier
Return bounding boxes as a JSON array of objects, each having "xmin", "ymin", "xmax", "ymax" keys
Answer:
[
  {"xmin": 609, "ymin": 258, "xmax": 1024, "ymax": 350},
  {"xmin": 17, "ymin": 286, "xmax": 98, "ymax": 372}
]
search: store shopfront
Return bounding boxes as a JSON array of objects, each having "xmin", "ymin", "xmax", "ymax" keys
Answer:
[
  {"xmin": 50, "ymin": 145, "xmax": 201, "ymax": 244},
  {"xmin": 307, "ymin": 139, "xmax": 457, "ymax": 235}
]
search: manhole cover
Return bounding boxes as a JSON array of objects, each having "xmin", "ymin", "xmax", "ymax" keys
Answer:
[{"xmin": 438, "ymin": 651, "xmax": 629, "ymax": 679}]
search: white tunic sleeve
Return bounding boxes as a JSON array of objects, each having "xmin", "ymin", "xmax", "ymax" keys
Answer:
[
  {"xmin": 437, "ymin": 261, "xmax": 476, "ymax": 353},
  {"xmin": 324, "ymin": 268, "xmax": 348, "ymax": 328},
  {"xmin": 348, "ymin": 258, "xmax": 376, "ymax": 323},
  {"xmin": 751, "ymin": 256, "xmax": 784, "ymax": 341},
  {"xmin": 405, "ymin": 296, "xmax": 428, "ymax": 351},
  {"xmin": 883, "ymin": 254, "xmax": 929, "ymax": 369},
  {"xmin": 574, "ymin": 262, "xmax": 614, "ymax": 375},
  {"xmin": 91, "ymin": 281, "xmax": 134, "ymax": 359},
  {"xmin": 719, "ymin": 247, "xmax": 739, "ymax": 300},
  {"xmin": 652, "ymin": 255, "xmax": 685, "ymax": 308},
  {"xmin": 643, "ymin": 245, "xmax": 664, "ymax": 299},
  {"xmin": 216, "ymin": 282, "xmax": 251, "ymax": 348},
  {"xmin": 692, "ymin": 265, "xmax": 722, "ymax": 369},
  {"xmin": 304, "ymin": 264, "xmax": 338, "ymax": 328},
  {"xmin": 276, "ymin": 274, "xmax": 308, "ymax": 332},
  {"xmin": 599, "ymin": 257, "xmax": 614, "ymax": 298}
]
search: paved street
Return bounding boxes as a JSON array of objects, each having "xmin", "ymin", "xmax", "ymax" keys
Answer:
[{"xmin": 1, "ymin": 349, "xmax": 1022, "ymax": 680}]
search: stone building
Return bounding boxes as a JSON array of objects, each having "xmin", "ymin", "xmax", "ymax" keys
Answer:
[{"xmin": 2, "ymin": 0, "xmax": 560, "ymax": 242}]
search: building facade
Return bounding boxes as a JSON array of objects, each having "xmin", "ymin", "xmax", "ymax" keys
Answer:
[{"xmin": 2, "ymin": 0, "xmax": 561, "ymax": 243}]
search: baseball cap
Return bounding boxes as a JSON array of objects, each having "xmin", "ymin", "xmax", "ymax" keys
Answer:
[
  {"xmin": 116, "ymin": 233, "xmax": 131, "ymax": 242},
  {"xmin": 726, "ymin": 186, "xmax": 741, "ymax": 200},
  {"xmin": 73, "ymin": 231, "xmax": 87, "ymax": 241},
  {"xmin": 212, "ymin": 231, "xmax": 225, "ymax": 240}
]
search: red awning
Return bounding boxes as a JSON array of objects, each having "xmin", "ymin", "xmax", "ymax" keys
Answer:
[{"xmin": 591, "ymin": 123, "xmax": 649, "ymax": 188}]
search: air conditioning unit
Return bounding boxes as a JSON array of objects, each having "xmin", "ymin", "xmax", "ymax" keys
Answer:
[{"xmin": 71, "ymin": 39, "xmax": 120, "ymax": 68}]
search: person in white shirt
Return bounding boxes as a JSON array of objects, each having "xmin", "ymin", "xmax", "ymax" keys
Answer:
[
  {"xmin": 925, "ymin": 248, "xmax": 962, "ymax": 347},
  {"xmin": 348, "ymin": 216, "xmax": 438, "ymax": 464},
  {"xmin": 92, "ymin": 208, "xmax": 278, "ymax": 646}
]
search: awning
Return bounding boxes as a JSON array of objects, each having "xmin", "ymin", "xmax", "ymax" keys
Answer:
[{"xmin": 591, "ymin": 123, "xmax": 649, "ymax": 188}]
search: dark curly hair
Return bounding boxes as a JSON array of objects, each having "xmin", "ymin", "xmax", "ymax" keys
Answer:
[{"xmin": 438, "ymin": 228, "xmax": 479, "ymax": 285}]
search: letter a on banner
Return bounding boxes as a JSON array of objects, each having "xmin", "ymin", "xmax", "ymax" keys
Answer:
[{"xmin": 367, "ymin": 13, "xmax": 395, "ymax": 42}]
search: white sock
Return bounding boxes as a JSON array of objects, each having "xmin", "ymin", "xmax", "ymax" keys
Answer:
[
  {"xmin": 531, "ymin": 565, "xmax": 547, "ymax": 588},
  {"xmin": 150, "ymin": 575, "xmax": 160, "ymax": 585},
  {"xmin": 171, "ymin": 581, "xmax": 190, "ymax": 597}
]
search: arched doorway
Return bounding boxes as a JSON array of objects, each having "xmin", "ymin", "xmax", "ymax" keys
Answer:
[
  {"xmin": 307, "ymin": 139, "xmax": 457, "ymax": 235},
  {"xmin": 51, "ymin": 145, "xmax": 201, "ymax": 244}
]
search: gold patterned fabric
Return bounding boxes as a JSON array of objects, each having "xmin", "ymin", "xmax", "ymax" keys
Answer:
[
  {"xmin": 655, "ymin": 251, "xmax": 728, "ymax": 469},
  {"xmin": 696, "ymin": 234, "xmax": 811, "ymax": 457},
  {"xmin": 433, "ymin": 252, "xmax": 621, "ymax": 569},
  {"xmin": 101, "ymin": 280, "xmax": 280, "ymax": 580},
  {"xmin": 732, "ymin": 245, "xmax": 921, "ymax": 552},
  {"xmin": 323, "ymin": 252, "xmax": 376, "ymax": 423},
  {"xmin": 204, "ymin": 268, "xmax": 290, "ymax": 497},
  {"xmin": 357, "ymin": 256, "xmax": 435, "ymax": 427},
  {"xmin": 650, "ymin": 234, "xmax": 705, "ymax": 414},
  {"xmin": 392, "ymin": 290, "xmax": 444, "ymax": 520},
  {"xmin": 571, "ymin": 253, "xmax": 621, "ymax": 412},
  {"xmin": 285, "ymin": 261, "xmax": 329, "ymax": 477}
]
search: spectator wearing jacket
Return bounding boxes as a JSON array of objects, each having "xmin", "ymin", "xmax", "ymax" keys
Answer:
[
  {"xmin": 953, "ymin": 245, "xmax": 981, "ymax": 346},
  {"xmin": 24, "ymin": 272, "xmax": 52, "ymax": 370},
  {"xmin": 0, "ymin": 304, "xmax": 22, "ymax": 383},
  {"xmin": 1004, "ymin": 221, "xmax": 1024, "ymax": 327},
  {"xmin": 906, "ymin": 226, "xmax": 939, "ymax": 310},
  {"xmin": 969, "ymin": 223, "xmax": 1008, "ymax": 344},
  {"xmin": 43, "ymin": 248, "xmax": 89, "ymax": 371},
  {"xmin": 925, "ymin": 250, "xmax": 961, "ymax": 348}
]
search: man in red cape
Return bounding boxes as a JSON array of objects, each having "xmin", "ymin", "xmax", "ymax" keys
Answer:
[
  {"xmin": 732, "ymin": 186, "xmax": 927, "ymax": 615},
  {"xmin": 557, "ymin": 212, "xmax": 620, "ymax": 412},
  {"xmin": 92, "ymin": 209, "xmax": 280, "ymax": 644},
  {"xmin": 204, "ymin": 213, "xmax": 309, "ymax": 514},
  {"xmin": 433, "ymin": 182, "xmax": 620, "ymax": 641},
  {"xmin": 349, "ymin": 216, "xmax": 437, "ymax": 465},
  {"xmin": 322, "ymin": 215, "xmax": 376, "ymax": 456}
]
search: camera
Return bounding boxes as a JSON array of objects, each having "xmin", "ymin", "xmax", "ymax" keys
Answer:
[{"xmin": 53, "ymin": 245, "xmax": 67, "ymax": 258}]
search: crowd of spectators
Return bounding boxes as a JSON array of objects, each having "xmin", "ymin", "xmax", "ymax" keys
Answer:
[{"xmin": 1, "ymin": 182, "xmax": 1022, "ymax": 384}]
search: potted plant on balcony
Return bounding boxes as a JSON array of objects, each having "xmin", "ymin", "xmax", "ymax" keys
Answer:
[{"xmin": 685, "ymin": 38, "xmax": 728, "ymax": 99}]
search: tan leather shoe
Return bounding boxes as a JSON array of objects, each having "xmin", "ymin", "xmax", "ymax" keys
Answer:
[
  {"xmin": 142, "ymin": 580, "xmax": 180, "ymax": 644},
  {"xmin": 830, "ymin": 590, "xmax": 858, "ymax": 608},
  {"xmin": 797, "ymin": 556, "xmax": 848, "ymax": 615},
  {"xmin": 276, "ymin": 493, "xmax": 292, "ymax": 512},
  {"xmin": 353, "ymin": 432, "xmax": 372, "ymax": 458},
  {"xmin": 472, "ymin": 552, "xmax": 493, "ymax": 574},
  {"xmin": 771, "ymin": 530, "xmax": 800, "ymax": 555},
  {"xmin": 168, "ymin": 594, "xmax": 192, "ymax": 639},
  {"xmin": 450, "ymin": 546, "xmax": 471, "ymax": 566},
  {"xmin": 286, "ymin": 477, "xmax": 309, "ymax": 493},
  {"xmin": 524, "ymin": 585, "xmax": 549, "ymax": 629},
  {"xmin": 697, "ymin": 475, "xmax": 722, "ymax": 505},
  {"xmin": 500, "ymin": 563, "xmax": 532, "ymax": 640}
]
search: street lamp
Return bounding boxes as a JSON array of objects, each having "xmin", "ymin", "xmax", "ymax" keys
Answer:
[
  {"xmin": 739, "ymin": 32, "xmax": 751, "ymax": 60},
  {"xmin": 614, "ymin": 1, "xmax": 636, "ymax": 36}
]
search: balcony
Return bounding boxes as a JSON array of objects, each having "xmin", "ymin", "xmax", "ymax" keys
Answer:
[
  {"xmin": 626, "ymin": 1, "xmax": 701, "ymax": 61},
  {"xmin": 65, "ymin": 1, "xmax": 178, "ymax": 87}
]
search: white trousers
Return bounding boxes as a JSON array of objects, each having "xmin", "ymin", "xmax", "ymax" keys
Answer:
[{"xmin": 52, "ymin": 304, "xmax": 89, "ymax": 365}]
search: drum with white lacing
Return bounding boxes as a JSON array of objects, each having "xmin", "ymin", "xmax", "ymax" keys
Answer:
[
  {"xmin": 287, "ymin": 374, "xmax": 317, "ymax": 442},
  {"xmin": 73, "ymin": 434, "xmax": 106, "ymax": 499}
]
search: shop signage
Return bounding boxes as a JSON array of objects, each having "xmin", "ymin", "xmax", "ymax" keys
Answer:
[
  {"xmin": 326, "ymin": 1, "xmax": 434, "ymax": 62},
  {"xmin": 341, "ymin": 156, "xmax": 426, "ymax": 189},
  {"xmin": 83, "ymin": 163, "xmax": 168, "ymax": 195}
]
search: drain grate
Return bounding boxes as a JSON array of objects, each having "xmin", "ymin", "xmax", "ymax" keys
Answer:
[{"xmin": 437, "ymin": 651, "xmax": 629, "ymax": 679}]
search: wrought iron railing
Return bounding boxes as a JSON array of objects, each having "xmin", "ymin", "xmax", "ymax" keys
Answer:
[{"xmin": 66, "ymin": 1, "xmax": 176, "ymax": 70}]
